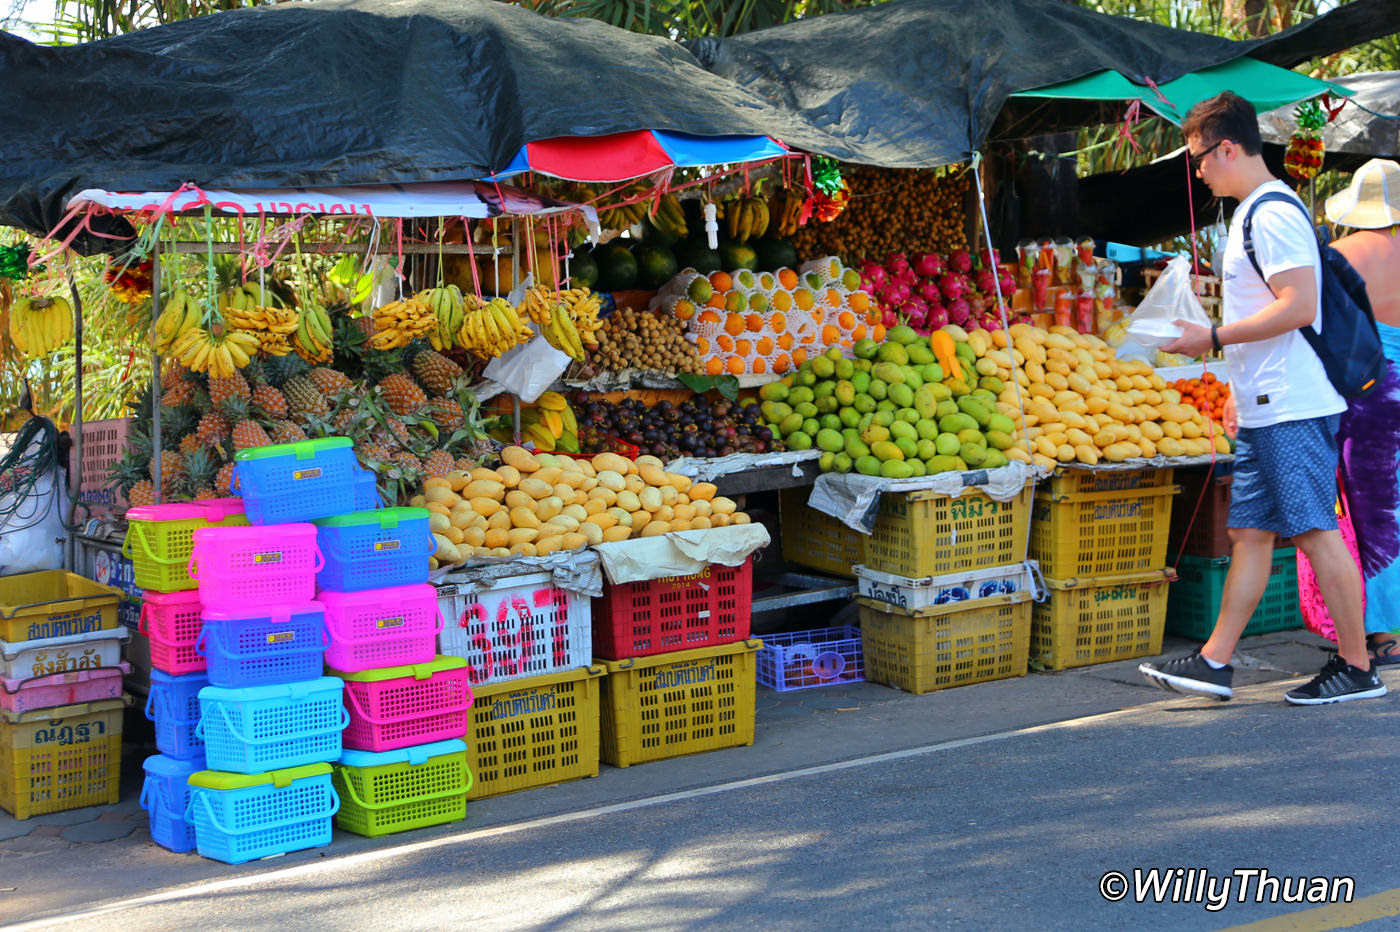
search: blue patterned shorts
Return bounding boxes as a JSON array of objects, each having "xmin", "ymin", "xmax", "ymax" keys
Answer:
[{"xmin": 1229, "ymin": 414, "xmax": 1341, "ymax": 538}]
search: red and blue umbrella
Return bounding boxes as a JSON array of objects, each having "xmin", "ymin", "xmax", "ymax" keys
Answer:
[{"xmin": 492, "ymin": 130, "xmax": 788, "ymax": 183}]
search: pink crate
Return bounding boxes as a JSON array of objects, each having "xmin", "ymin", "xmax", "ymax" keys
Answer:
[
  {"xmin": 138, "ymin": 588, "xmax": 206, "ymax": 675},
  {"xmin": 320, "ymin": 585, "xmax": 442, "ymax": 673},
  {"xmin": 0, "ymin": 662, "xmax": 130, "ymax": 715},
  {"xmin": 189, "ymin": 524, "xmax": 322, "ymax": 609},
  {"xmin": 77, "ymin": 418, "xmax": 131, "ymax": 517},
  {"xmin": 333, "ymin": 656, "xmax": 472, "ymax": 753}
]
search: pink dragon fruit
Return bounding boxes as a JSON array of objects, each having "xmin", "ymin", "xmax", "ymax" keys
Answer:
[
  {"xmin": 948, "ymin": 248, "xmax": 973, "ymax": 274},
  {"xmin": 901, "ymin": 297, "xmax": 929, "ymax": 327},
  {"xmin": 913, "ymin": 252, "xmax": 946, "ymax": 279},
  {"xmin": 882, "ymin": 309, "xmax": 900, "ymax": 328},
  {"xmin": 883, "ymin": 281, "xmax": 912, "ymax": 307},
  {"xmin": 980, "ymin": 311, "xmax": 1004, "ymax": 331},
  {"xmin": 999, "ymin": 272, "xmax": 1017, "ymax": 296},
  {"xmin": 916, "ymin": 279, "xmax": 943, "ymax": 304},
  {"xmin": 938, "ymin": 273, "xmax": 968, "ymax": 302},
  {"xmin": 947, "ymin": 297, "xmax": 971, "ymax": 325},
  {"xmin": 967, "ymin": 292, "xmax": 987, "ymax": 315},
  {"xmin": 926, "ymin": 305, "xmax": 950, "ymax": 330},
  {"xmin": 975, "ymin": 269, "xmax": 998, "ymax": 296},
  {"xmin": 860, "ymin": 262, "xmax": 888, "ymax": 291},
  {"xmin": 884, "ymin": 252, "xmax": 910, "ymax": 275}
]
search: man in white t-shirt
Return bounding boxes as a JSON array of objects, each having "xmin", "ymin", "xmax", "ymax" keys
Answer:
[{"xmin": 1139, "ymin": 91, "xmax": 1385, "ymax": 705}]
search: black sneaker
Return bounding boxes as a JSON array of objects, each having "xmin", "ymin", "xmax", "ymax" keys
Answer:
[
  {"xmin": 1285, "ymin": 655, "xmax": 1388, "ymax": 705},
  {"xmin": 1139, "ymin": 650, "xmax": 1234, "ymax": 700}
]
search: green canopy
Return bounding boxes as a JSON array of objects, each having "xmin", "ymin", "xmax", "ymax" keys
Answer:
[{"xmin": 1012, "ymin": 57, "xmax": 1350, "ymax": 125}]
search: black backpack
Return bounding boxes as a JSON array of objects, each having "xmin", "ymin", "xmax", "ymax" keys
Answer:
[{"xmin": 1242, "ymin": 191, "xmax": 1386, "ymax": 399}]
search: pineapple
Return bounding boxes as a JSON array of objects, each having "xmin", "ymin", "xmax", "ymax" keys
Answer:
[
  {"xmin": 356, "ymin": 442, "xmax": 393, "ymax": 466},
  {"xmin": 308, "ymin": 367, "xmax": 354, "ymax": 397},
  {"xmin": 283, "ymin": 375, "xmax": 330, "ymax": 420},
  {"xmin": 377, "ymin": 373, "xmax": 428, "ymax": 416},
  {"xmin": 410, "ymin": 349, "xmax": 464, "ymax": 397},
  {"xmin": 255, "ymin": 352, "xmax": 310, "ymax": 389},
  {"xmin": 429, "ymin": 396, "xmax": 464, "ymax": 430},
  {"xmin": 179, "ymin": 434, "xmax": 203, "ymax": 457},
  {"xmin": 196, "ymin": 411, "xmax": 231, "ymax": 447},
  {"xmin": 127, "ymin": 480, "xmax": 157, "ymax": 507},
  {"xmin": 391, "ymin": 450, "xmax": 423, "ymax": 475},
  {"xmin": 268, "ymin": 420, "xmax": 308, "ymax": 445},
  {"xmin": 109, "ymin": 446, "xmax": 154, "ymax": 508},
  {"xmin": 179, "ymin": 446, "xmax": 219, "ymax": 501},
  {"xmin": 214, "ymin": 462, "xmax": 237, "ymax": 496},
  {"xmin": 161, "ymin": 375, "xmax": 195, "ymax": 407},
  {"xmin": 250, "ymin": 383, "xmax": 289, "ymax": 419},
  {"xmin": 456, "ymin": 456, "xmax": 478, "ymax": 472},
  {"xmin": 149, "ymin": 449, "xmax": 184, "ymax": 487},
  {"xmin": 231, "ymin": 419, "xmax": 272, "ymax": 451},
  {"xmin": 208, "ymin": 371, "xmax": 251, "ymax": 409},
  {"xmin": 422, "ymin": 449, "xmax": 456, "ymax": 477}
]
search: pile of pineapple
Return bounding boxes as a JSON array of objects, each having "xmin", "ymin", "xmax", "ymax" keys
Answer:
[{"xmin": 110, "ymin": 344, "xmax": 491, "ymax": 509}]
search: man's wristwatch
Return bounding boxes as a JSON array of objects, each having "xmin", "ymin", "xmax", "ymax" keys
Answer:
[{"xmin": 1210, "ymin": 325, "xmax": 1222, "ymax": 352}]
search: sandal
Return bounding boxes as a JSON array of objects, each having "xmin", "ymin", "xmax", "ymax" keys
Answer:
[{"xmin": 1368, "ymin": 636, "xmax": 1400, "ymax": 667}]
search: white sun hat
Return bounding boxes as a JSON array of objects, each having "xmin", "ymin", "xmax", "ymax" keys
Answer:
[{"xmin": 1324, "ymin": 158, "xmax": 1400, "ymax": 229}]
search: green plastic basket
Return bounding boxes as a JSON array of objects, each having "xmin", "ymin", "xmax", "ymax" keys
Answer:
[
  {"xmin": 1166, "ymin": 547, "xmax": 1302, "ymax": 641},
  {"xmin": 332, "ymin": 739, "xmax": 471, "ymax": 837}
]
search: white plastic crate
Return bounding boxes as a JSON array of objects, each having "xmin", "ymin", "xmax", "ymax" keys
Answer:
[
  {"xmin": 437, "ymin": 572, "xmax": 592, "ymax": 688},
  {"xmin": 854, "ymin": 561, "xmax": 1046, "ymax": 615},
  {"xmin": 0, "ymin": 627, "xmax": 131, "ymax": 681}
]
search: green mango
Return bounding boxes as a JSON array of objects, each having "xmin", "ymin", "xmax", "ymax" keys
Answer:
[
  {"xmin": 839, "ymin": 406, "xmax": 863, "ymax": 429},
  {"xmin": 956, "ymin": 428, "xmax": 986, "ymax": 447},
  {"xmin": 855, "ymin": 455, "xmax": 883, "ymax": 477},
  {"xmin": 957, "ymin": 396, "xmax": 990, "ymax": 427},
  {"xmin": 915, "ymin": 419, "xmax": 939, "ymax": 441},
  {"xmin": 953, "ymin": 341, "xmax": 977, "ymax": 366},
  {"xmin": 819, "ymin": 413, "xmax": 842, "ymax": 432},
  {"xmin": 896, "ymin": 407, "xmax": 920, "ymax": 425},
  {"xmin": 833, "ymin": 452, "xmax": 854, "ymax": 472},
  {"xmin": 853, "ymin": 338, "xmax": 880, "ymax": 360},
  {"xmin": 894, "ymin": 436, "xmax": 920, "ymax": 460},
  {"xmin": 982, "ymin": 448, "xmax": 1007, "ymax": 468},
  {"xmin": 944, "ymin": 378, "xmax": 972, "ymax": 397},
  {"xmin": 789, "ymin": 385, "xmax": 815, "ymax": 406},
  {"xmin": 815, "ymin": 395, "xmax": 839, "ymax": 415},
  {"xmin": 921, "ymin": 363, "xmax": 945, "ymax": 384},
  {"xmin": 834, "ymin": 380, "xmax": 856, "ymax": 407},
  {"xmin": 854, "ymin": 358, "xmax": 874, "ymax": 373},
  {"xmin": 759, "ymin": 382, "xmax": 789, "ymax": 403},
  {"xmin": 794, "ymin": 403, "xmax": 819, "ymax": 421},
  {"xmin": 872, "ymin": 410, "xmax": 896, "ymax": 428},
  {"xmin": 818, "ymin": 451, "xmax": 836, "ymax": 471},
  {"xmin": 857, "ymin": 412, "xmax": 874, "ymax": 433},
  {"xmin": 853, "ymin": 393, "xmax": 877, "ymax": 414},
  {"xmin": 802, "ymin": 418, "xmax": 821, "ymax": 437},
  {"xmin": 834, "ymin": 357, "xmax": 855, "ymax": 381},
  {"xmin": 816, "ymin": 428, "xmax": 845, "ymax": 453},
  {"xmin": 761, "ymin": 400, "xmax": 792, "ymax": 424},
  {"xmin": 890, "ymin": 420, "xmax": 919, "ymax": 443},
  {"xmin": 877, "ymin": 343, "xmax": 910, "ymax": 366},
  {"xmin": 907, "ymin": 343, "xmax": 935, "ymax": 366},
  {"xmin": 886, "ymin": 325, "xmax": 919, "ymax": 345},
  {"xmin": 927, "ymin": 382, "xmax": 952, "ymax": 402},
  {"xmin": 913, "ymin": 387, "xmax": 939, "ymax": 421},
  {"xmin": 873, "ymin": 362, "xmax": 906, "ymax": 385},
  {"xmin": 936, "ymin": 399, "xmax": 960, "ymax": 420},
  {"xmin": 985, "ymin": 430, "xmax": 1014, "ymax": 451},
  {"xmin": 939, "ymin": 412, "xmax": 978, "ymax": 434},
  {"xmin": 888, "ymin": 382, "xmax": 915, "ymax": 409},
  {"xmin": 868, "ymin": 378, "xmax": 888, "ymax": 401},
  {"xmin": 979, "ymin": 375, "xmax": 1005, "ymax": 395},
  {"xmin": 876, "ymin": 400, "xmax": 897, "ymax": 413},
  {"xmin": 810, "ymin": 356, "xmax": 836, "ymax": 379},
  {"xmin": 916, "ymin": 438, "xmax": 939, "ymax": 460},
  {"xmin": 812, "ymin": 380, "xmax": 836, "ymax": 399},
  {"xmin": 796, "ymin": 370, "xmax": 817, "ymax": 388},
  {"xmin": 845, "ymin": 436, "xmax": 871, "ymax": 460},
  {"xmin": 880, "ymin": 459, "xmax": 914, "ymax": 479},
  {"xmin": 903, "ymin": 367, "xmax": 924, "ymax": 389},
  {"xmin": 959, "ymin": 442, "xmax": 987, "ymax": 467},
  {"xmin": 861, "ymin": 424, "xmax": 890, "ymax": 445},
  {"xmin": 971, "ymin": 389, "xmax": 999, "ymax": 409},
  {"xmin": 851, "ymin": 371, "xmax": 872, "ymax": 394},
  {"xmin": 987, "ymin": 413, "xmax": 1016, "ymax": 435},
  {"xmin": 787, "ymin": 430, "xmax": 812, "ymax": 451},
  {"xmin": 778, "ymin": 412, "xmax": 804, "ymax": 436},
  {"xmin": 926, "ymin": 454, "xmax": 968, "ymax": 474},
  {"xmin": 935, "ymin": 432, "xmax": 963, "ymax": 457},
  {"xmin": 871, "ymin": 440, "xmax": 905, "ymax": 462}
]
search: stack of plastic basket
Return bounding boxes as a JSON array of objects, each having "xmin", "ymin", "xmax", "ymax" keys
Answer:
[
  {"xmin": 0, "ymin": 571, "xmax": 128, "ymax": 819},
  {"xmin": 315, "ymin": 502, "xmax": 472, "ymax": 837},
  {"xmin": 125, "ymin": 498, "xmax": 246, "ymax": 846}
]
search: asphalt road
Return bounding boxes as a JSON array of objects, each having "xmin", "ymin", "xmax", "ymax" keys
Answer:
[{"xmin": 10, "ymin": 670, "xmax": 1400, "ymax": 932}]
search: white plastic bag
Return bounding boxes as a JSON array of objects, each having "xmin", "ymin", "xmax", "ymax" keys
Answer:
[
  {"xmin": 1126, "ymin": 256, "xmax": 1211, "ymax": 348},
  {"xmin": 0, "ymin": 434, "xmax": 68, "ymax": 576},
  {"xmin": 481, "ymin": 274, "xmax": 572, "ymax": 403}
]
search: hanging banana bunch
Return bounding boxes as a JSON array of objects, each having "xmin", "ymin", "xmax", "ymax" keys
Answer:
[
  {"xmin": 418, "ymin": 285, "xmax": 466, "ymax": 352},
  {"xmin": 370, "ymin": 294, "xmax": 438, "ymax": 349},
  {"xmin": 456, "ymin": 294, "xmax": 534, "ymax": 359},
  {"xmin": 772, "ymin": 187, "xmax": 809, "ymax": 238},
  {"xmin": 153, "ymin": 287, "xmax": 200, "ymax": 354},
  {"xmin": 725, "ymin": 194, "xmax": 772, "ymax": 244},
  {"xmin": 291, "ymin": 291, "xmax": 335, "ymax": 364},
  {"xmin": 519, "ymin": 284, "xmax": 557, "ymax": 327},
  {"xmin": 649, "ymin": 193, "xmax": 688, "ymax": 238},
  {"xmin": 170, "ymin": 321, "xmax": 259, "ymax": 379},
  {"xmin": 6, "ymin": 294, "xmax": 73, "ymax": 357}
]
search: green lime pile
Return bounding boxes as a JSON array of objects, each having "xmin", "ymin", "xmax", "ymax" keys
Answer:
[{"xmin": 759, "ymin": 326, "xmax": 1017, "ymax": 478}]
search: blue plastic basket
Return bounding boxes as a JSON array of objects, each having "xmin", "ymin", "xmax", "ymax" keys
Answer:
[
  {"xmin": 755, "ymin": 625, "xmax": 866, "ymax": 692},
  {"xmin": 196, "ymin": 602, "xmax": 328, "ymax": 688},
  {"xmin": 312, "ymin": 508, "xmax": 433, "ymax": 593},
  {"xmin": 196, "ymin": 677, "xmax": 348, "ymax": 774},
  {"xmin": 186, "ymin": 763, "xmax": 338, "ymax": 864},
  {"xmin": 352, "ymin": 468, "xmax": 381, "ymax": 511},
  {"xmin": 233, "ymin": 437, "xmax": 359, "ymax": 525},
  {"xmin": 144, "ymin": 670, "xmax": 209, "ymax": 760},
  {"xmin": 140, "ymin": 752, "xmax": 204, "ymax": 853}
]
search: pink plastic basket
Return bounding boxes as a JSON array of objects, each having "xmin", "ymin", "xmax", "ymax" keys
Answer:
[
  {"xmin": 332, "ymin": 656, "xmax": 472, "ymax": 753},
  {"xmin": 0, "ymin": 662, "xmax": 130, "ymax": 715},
  {"xmin": 320, "ymin": 585, "xmax": 443, "ymax": 673},
  {"xmin": 188, "ymin": 524, "xmax": 322, "ymax": 609},
  {"xmin": 138, "ymin": 588, "xmax": 206, "ymax": 675}
]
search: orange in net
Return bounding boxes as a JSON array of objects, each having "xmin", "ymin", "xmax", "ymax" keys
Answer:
[
  {"xmin": 771, "ymin": 352, "xmax": 791, "ymax": 373},
  {"xmin": 769, "ymin": 311, "xmax": 788, "ymax": 333},
  {"xmin": 792, "ymin": 347, "xmax": 809, "ymax": 365},
  {"xmin": 706, "ymin": 294, "xmax": 727, "ymax": 309},
  {"xmin": 838, "ymin": 310, "xmax": 856, "ymax": 330},
  {"xmin": 794, "ymin": 288, "xmax": 815, "ymax": 311},
  {"xmin": 673, "ymin": 299, "xmax": 696, "ymax": 321},
  {"xmin": 777, "ymin": 332, "xmax": 795, "ymax": 350},
  {"xmin": 709, "ymin": 270, "xmax": 733, "ymax": 292},
  {"xmin": 751, "ymin": 356, "xmax": 767, "ymax": 374},
  {"xmin": 726, "ymin": 356, "xmax": 747, "ymax": 375},
  {"xmin": 695, "ymin": 336, "xmax": 711, "ymax": 354},
  {"xmin": 716, "ymin": 333, "xmax": 736, "ymax": 353},
  {"xmin": 756, "ymin": 336, "xmax": 775, "ymax": 355},
  {"xmin": 872, "ymin": 323, "xmax": 887, "ymax": 342},
  {"xmin": 697, "ymin": 308, "xmax": 721, "ymax": 326},
  {"xmin": 824, "ymin": 288, "xmax": 843, "ymax": 307},
  {"xmin": 847, "ymin": 291, "xmax": 870, "ymax": 313},
  {"xmin": 724, "ymin": 314, "xmax": 746, "ymax": 336},
  {"xmin": 772, "ymin": 291, "xmax": 793, "ymax": 313},
  {"xmin": 821, "ymin": 324, "xmax": 841, "ymax": 345},
  {"xmin": 745, "ymin": 313, "xmax": 765, "ymax": 332},
  {"xmin": 735, "ymin": 338, "xmax": 752, "ymax": 356},
  {"xmin": 851, "ymin": 324, "xmax": 867, "ymax": 341},
  {"xmin": 705, "ymin": 357, "xmax": 724, "ymax": 375},
  {"xmin": 778, "ymin": 268, "xmax": 799, "ymax": 290}
]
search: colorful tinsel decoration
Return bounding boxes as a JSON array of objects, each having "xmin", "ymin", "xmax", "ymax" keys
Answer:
[
  {"xmin": 1284, "ymin": 100, "xmax": 1328, "ymax": 181},
  {"xmin": 104, "ymin": 258, "xmax": 154, "ymax": 303},
  {"xmin": 0, "ymin": 244, "xmax": 36, "ymax": 283},
  {"xmin": 810, "ymin": 158, "xmax": 851, "ymax": 222}
]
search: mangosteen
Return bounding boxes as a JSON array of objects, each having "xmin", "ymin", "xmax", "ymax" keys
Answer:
[{"xmin": 756, "ymin": 426, "xmax": 773, "ymax": 442}]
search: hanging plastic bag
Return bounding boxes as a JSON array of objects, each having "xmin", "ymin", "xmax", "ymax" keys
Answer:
[
  {"xmin": 481, "ymin": 275, "xmax": 570, "ymax": 403},
  {"xmin": 0, "ymin": 417, "xmax": 68, "ymax": 575},
  {"xmin": 1126, "ymin": 256, "xmax": 1211, "ymax": 348}
]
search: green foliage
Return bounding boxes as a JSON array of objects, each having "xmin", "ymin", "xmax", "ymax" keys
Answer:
[{"xmin": 524, "ymin": 0, "xmax": 881, "ymax": 38}]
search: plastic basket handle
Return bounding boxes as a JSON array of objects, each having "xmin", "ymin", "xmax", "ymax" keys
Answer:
[
  {"xmin": 335, "ymin": 771, "xmax": 467, "ymax": 812},
  {"xmin": 186, "ymin": 548, "xmax": 201, "ymax": 580},
  {"xmin": 1024, "ymin": 561, "xmax": 1049, "ymax": 603},
  {"xmin": 138, "ymin": 602, "xmax": 150, "ymax": 637},
  {"xmin": 202, "ymin": 700, "xmax": 349, "ymax": 745},
  {"xmin": 126, "ymin": 523, "xmax": 191, "ymax": 566},
  {"xmin": 341, "ymin": 684, "xmax": 467, "ymax": 727},
  {"xmin": 312, "ymin": 542, "xmax": 326, "ymax": 573},
  {"xmin": 2, "ymin": 664, "xmax": 126, "ymax": 694},
  {"xmin": 189, "ymin": 787, "xmax": 340, "ymax": 834}
]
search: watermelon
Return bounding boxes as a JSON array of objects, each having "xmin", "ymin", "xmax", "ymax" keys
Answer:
[
  {"xmin": 753, "ymin": 237, "xmax": 798, "ymax": 272},
  {"xmin": 567, "ymin": 249, "xmax": 598, "ymax": 290},
  {"xmin": 672, "ymin": 239, "xmax": 724, "ymax": 275},
  {"xmin": 630, "ymin": 244, "xmax": 679, "ymax": 290},
  {"xmin": 594, "ymin": 241, "xmax": 638, "ymax": 292},
  {"xmin": 718, "ymin": 241, "xmax": 758, "ymax": 272}
]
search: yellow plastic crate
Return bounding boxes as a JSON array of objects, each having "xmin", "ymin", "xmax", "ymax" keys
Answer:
[
  {"xmin": 600, "ymin": 639, "xmax": 761, "ymax": 768},
  {"xmin": 778, "ymin": 487, "xmax": 863, "ymax": 577},
  {"xmin": 858, "ymin": 593, "xmax": 1031, "ymax": 694},
  {"xmin": 1031, "ymin": 569, "xmax": 1174, "ymax": 671},
  {"xmin": 1029, "ymin": 484, "xmax": 1177, "ymax": 579},
  {"xmin": 465, "ymin": 665, "xmax": 604, "ymax": 800},
  {"xmin": 0, "ymin": 571, "xmax": 123, "ymax": 643},
  {"xmin": 1, "ymin": 696, "xmax": 130, "ymax": 819},
  {"xmin": 1045, "ymin": 466, "xmax": 1175, "ymax": 497},
  {"xmin": 863, "ymin": 482, "xmax": 1034, "ymax": 579}
]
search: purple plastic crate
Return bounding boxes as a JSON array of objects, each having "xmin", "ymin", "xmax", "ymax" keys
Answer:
[{"xmin": 755, "ymin": 625, "xmax": 865, "ymax": 692}]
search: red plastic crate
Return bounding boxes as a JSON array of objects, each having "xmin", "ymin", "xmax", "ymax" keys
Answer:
[{"xmin": 592, "ymin": 558, "xmax": 753, "ymax": 660}]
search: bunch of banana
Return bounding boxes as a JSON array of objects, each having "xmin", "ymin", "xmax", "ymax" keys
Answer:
[
  {"xmin": 291, "ymin": 297, "xmax": 335, "ymax": 364},
  {"xmin": 369, "ymin": 295, "xmax": 438, "ymax": 350},
  {"xmin": 6, "ymin": 294, "xmax": 73, "ymax": 357},
  {"xmin": 726, "ymin": 195, "xmax": 771, "ymax": 244},
  {"xmin": 170, "ymin": 323, "xmax": 259, "ymax": 378},
  {"xmin": 216, "ymin": 280, "xmax": 278, "ymax": 315},
  {"xmin": 519, "ymin": 284, "xmax": 557, "ymax": 326},
  {"xmin": 559, "ymin": 287, "xmax": 602, "ymax": 348},
  {"xmin": 457, "ymin": 295, "xmax": 534, "ymax": 358},
  {"xmin": 221, "ymin": 302, "xmax": 299, "ymax": 356},
  {"xmin": 419, "ymin": 285, "xmax": 466, "ymax": 352},
  {"xmin": 540, "ymin": 295, "xmax": 588, "ymax": 361},
  {"xmin": 772, "ymin": 187, "xmax": 809, "ymax": 238},
  {"xmin": 521, "ymin": 392, "xmax": 579, "ymax": 453},
  {"xmin": 650, "ymin": 193, "xmax": 688, "ymax": 238},
  {"xmin": 598, "ymin": 199, "xmax": 649, "ymax": 233},
  {"xmin": 153, "ymin": 287, "xmax": 200, "ymax": 354}
]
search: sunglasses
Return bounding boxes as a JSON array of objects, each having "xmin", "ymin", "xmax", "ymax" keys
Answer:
[{"xmin": 1188, "ymin": 139, "xmax": 1229, "ymax": 171}]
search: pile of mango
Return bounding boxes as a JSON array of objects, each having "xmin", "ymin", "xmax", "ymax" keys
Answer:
[{"xmin": 760, "ymin": 323, "xmax": 1228, "ymax": 477}]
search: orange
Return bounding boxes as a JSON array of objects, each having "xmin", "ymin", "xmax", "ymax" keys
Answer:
[
  {"xmin": 709, "ymin": 271, "xmax": 732, "ymax": 292},
  {"xmin": 778, "ymin": 268, "xmax": 798, "ymax": 290},
  {"xmin": 705, "ymin": 356, "xmax": 724, "ymax": 375},
  {"xmin": 745, "ymin": 313, "xmax": 765, "ymax": 332},
  {"xmin": 751, "ymin": 356, "xmax": 767, "ymax": 374},
  {"xmin": 726, "ymin": 355, "xmax": 747, "ymax": 375},
  {"xmin": 695, "ymin": 337, "xmax": 711, "ymax": 354},
  {"xmin": 872, "ymin": 323, "xmax": 887, "ymax": 342},
  {"xmin": 698, "ymin": 308, "xmax": 721, "ymax": 325},
  {"xmin": 824, "ymin": 288, "xmax": 842, "ymax": 307},
  {"xmin": 735, "ymin": 338, "xmax": 752, "ymax": 356},
  {"xmin": 724, "ymin": 314, "xmax": 746, "ymax": 336},
  {"xmin": 673, "ymin": 299, "xmax": 696, "ymax": 321},
  {"xmin": 794, "ymin": 288, "xmax": 815, "ymax": 311},
  {"xmin": 724, "ymin": 292, "xmax": 746, "ymax": 313},
  {"xmin": 838, "ymin": 310, "xmax": 856, "ymax": 329},
  {"xmin": 771, "ymin": 353, "xmax": 790, "ymax": 373},
  {"xmin": 792, "ymin": 347, "xmax": 808, "ymax": 365},
  {"xmin": 756, "ymin": 336, "xmax": 775, "ymax": 355},
  {"xmin": 769, "ymin": 312, "xmax": 788, "ymax": 333},
  {"xmin": 706, "ymin": 294, "xmax": 727, "ymax": 310},
  {"xmin": 821, "ymin": 324, "xmax": 841, "ymax": 345},
  {"xmin": 772, "ymin": 291, "xmax": 793, "ymax": 312},
  {"xmin": 777, "ymin": 332, "xmax": 794, "ymax": 350},
  {"xmin": 851, "ymin": 324, "xmax": 867, "ymax": 341},
  {"xmin": 717, "ymin": 333, "xmax": 735, "ymax": 353},
  {"xmin": 847, "ymin": 291, "xmax": 870, "ymax": 313}
]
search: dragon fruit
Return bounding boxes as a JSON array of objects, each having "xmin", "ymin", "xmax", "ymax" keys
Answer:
[
  {"xmin": 883, "ymin": 281, "xmax": 912, "ymax": 307},
  {"xmin": 882, "ymin": 309, "xmax": 900, "ymax": 328},
  {"xmin": 938, "ymin": 273, "xmax": 968, "ymax": 302},
  {"xmin": 926, "ymin": 305, "xmax": 950, "ymax": 330},
  {"xmin": 947, "ymin": 297, "xmax": 971, "ymax": 325},
  {"xmin": 916, "ymin": 279, "xmax": 943, "ymax": 304},
  {"xmin": 901, "ymin": 297, "xmax": 929, "ymax": 327},
  {"xmin": 885, "ymin": 252, "xmax": 910, "ymax": 275},
  {"xmin": 967, "ymin": 292, "xmax": 987, "ymax": 316},
  {"xmin": 860, "ymin": 262, "xmax": 888, "ymax": 291},
  {"xmin": 913, "ymin": 252, "xmax": 946, "ymax": 279},
  {"xmin": 975, "ymin": 269, "xmax": 998, "ymax": 296},
  {"xmin": 948, "ymin": 249, "xmax": 973, "ymax": 274}
]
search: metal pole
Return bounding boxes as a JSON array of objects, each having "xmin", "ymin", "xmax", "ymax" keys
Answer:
[
  {"xmin": 65, "ymin": 263, "xmax": 83, "ymax": 569},
  {"xmin": 512, "ymin": 394, "xmax": 522, "ymax": 446},
  {"xmin": 151, "ymin": 245, "xmax": 162, "ymax": 503}
]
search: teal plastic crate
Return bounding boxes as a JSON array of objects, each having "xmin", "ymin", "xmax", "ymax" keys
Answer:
[{"xmin": 1166, "ymin": 547, "xmax": 1302, "ymax": 641}]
